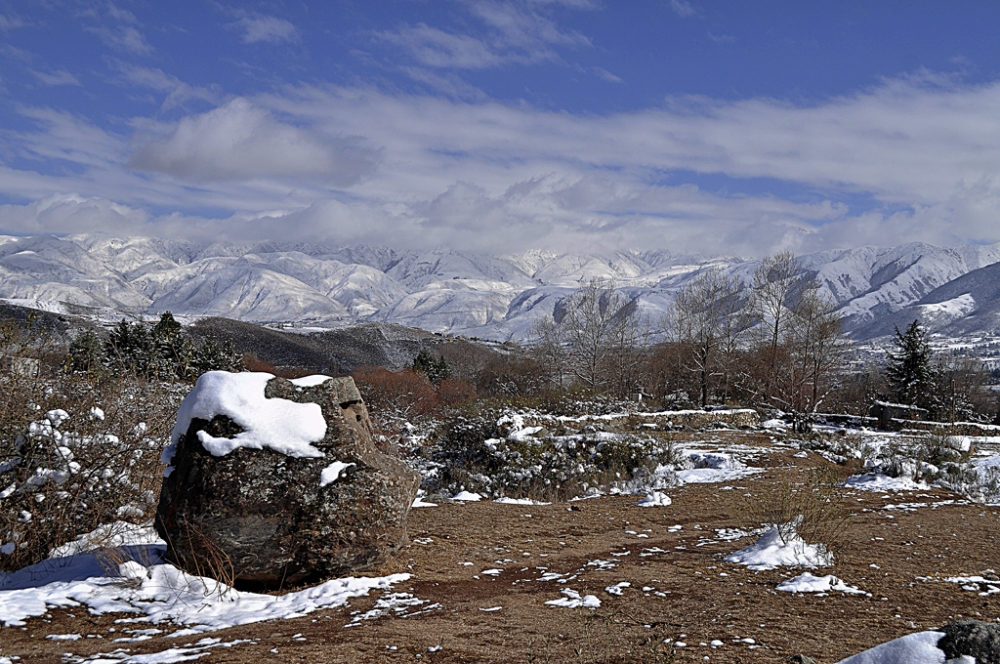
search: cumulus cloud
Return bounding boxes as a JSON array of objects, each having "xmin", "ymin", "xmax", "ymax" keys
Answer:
[
  {"xmin": 9, "ymin": 73, "xmax": 1000, "ymax": 255},
  {"xmin": 0, "ymin": 194, "xmax": 149, "ymax": 236},
  {"xmin": 230, "ymin": 13, "xmax": 299, "ymax": 44},
  {"xmin": 127, "ymin": 98, "xmax": 380, "ymax": 184}
]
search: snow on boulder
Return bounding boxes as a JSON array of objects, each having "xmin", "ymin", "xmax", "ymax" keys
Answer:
[
  {"xmin": 834, "ymin": 631, "xmax": 949, "ymax": 664},
  {"xmin": 156, "ymin": 372, "xmax": 419, "ymax": 588},
  {"xmin": 835, "ymin": 619, "xmax": 1000, "ymax": 663}
]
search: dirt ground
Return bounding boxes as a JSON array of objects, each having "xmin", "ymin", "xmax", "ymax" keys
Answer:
[{"xmin": 3, "ymin": 431, "xmax": 1000, "ymax": 664}]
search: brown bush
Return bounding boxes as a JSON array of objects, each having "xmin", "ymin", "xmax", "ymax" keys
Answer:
[
  {"xmin": 351, "ymin": 367, "xmax": 440, "ymax": 426},
  {"xmin": 436, "ymin": 378, "xmax": 477, "ymax": 407},
  {"xmin": 241, "ymin": 353, "xmax": 312, "ymax": 379}
]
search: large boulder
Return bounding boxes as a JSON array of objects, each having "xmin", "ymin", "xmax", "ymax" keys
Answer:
[
  {"xmin": 155, "ymin": 371, "xmax": 419, "ymax": 588},
  {"xmin": 937, "ymin": 619, "xmax": 1000, "ymax": 664}
]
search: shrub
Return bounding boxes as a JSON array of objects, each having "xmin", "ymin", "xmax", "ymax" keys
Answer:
[
  {"xmin": 736, "ymin": 466, "xmax": 851, "ymax": 551},
  {"xmin": 0, "ymin": 369, "xmax": 178, "ymax": 572},
  {"xmin": 422, "ymin": 403, "xmax": 681, "ymax": 501},
  {"xmin": 352, "ymin": 367, "xmax": 440, "ymax": 429}
]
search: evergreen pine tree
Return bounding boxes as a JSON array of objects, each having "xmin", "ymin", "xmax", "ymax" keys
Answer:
[
  {"xmin": 66, "ymin": 329, "xmax": 104, "ymax": 373},
  {"xmin": 104, "ymin": 319, "xmax": 155, "ymax": 376},
  {"xmin": 885, "ymin": 319, "xmax": 940, "ymax": 416},
  {"xmin": 412, "ymin": 349, "xmax": 450, "ymax": 384},
  {"xmin": 189, "ymin": 335, "xmax": 243, "ymax": 379},
  {"xmin": 151, "ymin": 312, "xmax": 193, "ymax": 379}
]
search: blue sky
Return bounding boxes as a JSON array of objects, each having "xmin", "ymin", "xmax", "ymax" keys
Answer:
[{"xmin": 3, "ymin": 1, "xmax": 1000, "ymax": 256}]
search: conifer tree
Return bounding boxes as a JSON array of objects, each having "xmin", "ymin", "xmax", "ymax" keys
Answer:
[
  {"xmin": 412, "ymin": 349, "xmax": 451, "ymax": 385},
  {"xmin": 885, "ymin": 319, "xmax": 939, "ymax": 415},
  {"xmin": 66, "ymin": 329, "xmax": 104, "ymax": 373}
]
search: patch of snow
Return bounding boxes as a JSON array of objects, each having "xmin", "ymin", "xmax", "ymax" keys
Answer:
[
  {"xmin": 545, "ymin": 588, "xmax": 601, "ymax": 609},
  {"xmin": 289, "ymin": 375, "xmax": 334, "ymax": 387},
  {"xmin": 452, "ymin": 491, "xmax": 483, "ymax": 501},
  {"xmin": 724, "ymin": 526, "xmax": 832, "ymax": 570},
  {"xmin": 0, "ymin": 544, "xmax": 410, "ymax": 630},
  {"xmin": 49, "ymin": 522, "xmax": 163, "ymax": 559},
  {"xmin": 777, "ymin": 572, "xmax": 867, "ymax": 595},
  {"xmin": 676, "ymin": 452, "xmax": 760, "ymax": 484},
  {"xmin": 494, "ymin": 497, "xmax": 551, "ymax": 505},
  {"xmin": 319, "ymin": 461, "xmax": 355, "ymax": 487},
  {"xmin": 834, "ymin": 631, "xmax": 951, "ymax": 664},
  {"xmin": 411, "ymin": 497, "xmax": 438, "ymax": 508},
  {"xmin": 636, "ymin": 491, "xmax": 671, "ymax": 507},
  {"xmin": 845, "ymin": 473, "xmax": 930, "ymax": 492},
  {"xmin": 604, "ymin": 582, "xmax": 630, "ymax": 596}
]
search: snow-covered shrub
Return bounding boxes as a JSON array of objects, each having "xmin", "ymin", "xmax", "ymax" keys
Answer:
[
  {"xmin": 0, "ymin": 371, "xmax": 179, "ymax": 571},
  {"xmin": 422, "ymin": 404, "xmax": 682, "ymax": 501},
  {"xmin": 793, "ymin": 430, "xmax": 863, "ymax": 464},
  {"xmin": 851, "ymin": 432, "xmax": 976, "ymax": 486}
]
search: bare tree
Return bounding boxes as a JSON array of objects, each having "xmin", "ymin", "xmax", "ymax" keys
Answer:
[
  {"xmin": 552, "ymin": 280, "xmax": 639, "ymax": 395},
  {"xmin": 528, "ymin": 316, "xmax": 569, "ymax": 392},
  {"xmin": 749, "ymin": 250, "xmax": 804, "ymax": 403},
  {"xmin": 773, "ymin": 284, "xmax": 846, "ymax": 425},
  {"xmin": 670, "ymin": 268, "xmax": 750, "ymax": 408}
]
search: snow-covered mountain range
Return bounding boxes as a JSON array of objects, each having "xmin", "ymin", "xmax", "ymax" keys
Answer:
[{"xmin": 2, "ymin": 233, "xmax": 1000, "ymax": 341}]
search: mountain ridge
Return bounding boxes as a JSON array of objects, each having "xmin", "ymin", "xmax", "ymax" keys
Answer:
[{"xmin": 1, "ymin": 233, "xmax": 999, "ymax": 341}]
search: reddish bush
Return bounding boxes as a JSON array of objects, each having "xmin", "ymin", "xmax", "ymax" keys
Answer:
[
  {"xmin": 436, "ymin": 378, "xmax": 478, "ymax": 406},
  {"xmin": 351, "ymin": 367, "xmax": 440, "ymax": 424},
  {"xmin": 241, "ymin": 353, "xmax": 312, "ymax": 379}
]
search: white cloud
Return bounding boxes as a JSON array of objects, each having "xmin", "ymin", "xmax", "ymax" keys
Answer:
[
  {"xmin": 31, "ymin": 69, "xmax": 81, "ymax": 86},
  {"xmin": 127, "ymin": 98, "xmax": 380, "ymax": 184},
  {"xmin": 592, "ymin": 66, "xmax": 622, "ymax": 83},
  {"xmin": 0, "ymin": 194, "xmax": 149, "ymax": 236},
  {"xmin": 106, "ymin": 3, "xmax": 139, "ymax": 24},
  {"xmin": 376, "ymin": 0, "xmax": 590, "ymax": 69},
  {"xmin": 114, "ymin": 64, "xmax": 220, "ymax": 110},
  {"xmin": 379, "ymin": 24, "xmax": 502, "ymax": 69},
  {"xmin": 399, "ymin": 67, "xmax": 489, "ymax": 100},
  {"xmin": 231, "ymin": 13, "xmax": 299, "ymax": 44},
  {"xmin": 87, "ymin": 24, "xmax": 153, "ymax": 55},
  {"xmin": 669, "ymin": 0, "xmax": 697, "ymax": 18},
  {"xmin": 9, "ymin": 75, "xmax": 1000, "ymax": 255},
  {"xmin": 0, "ymin": 13, "xmax": 24, "ymax": 31}
]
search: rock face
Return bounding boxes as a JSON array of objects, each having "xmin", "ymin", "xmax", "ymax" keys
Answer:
[
  {"xmin": 937, "ymin": 619, "xmax": 1000, "ymax": 664},
  {"xmin": 155, "ymin": 372, "xmax": 419, "ymax": 588}
]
